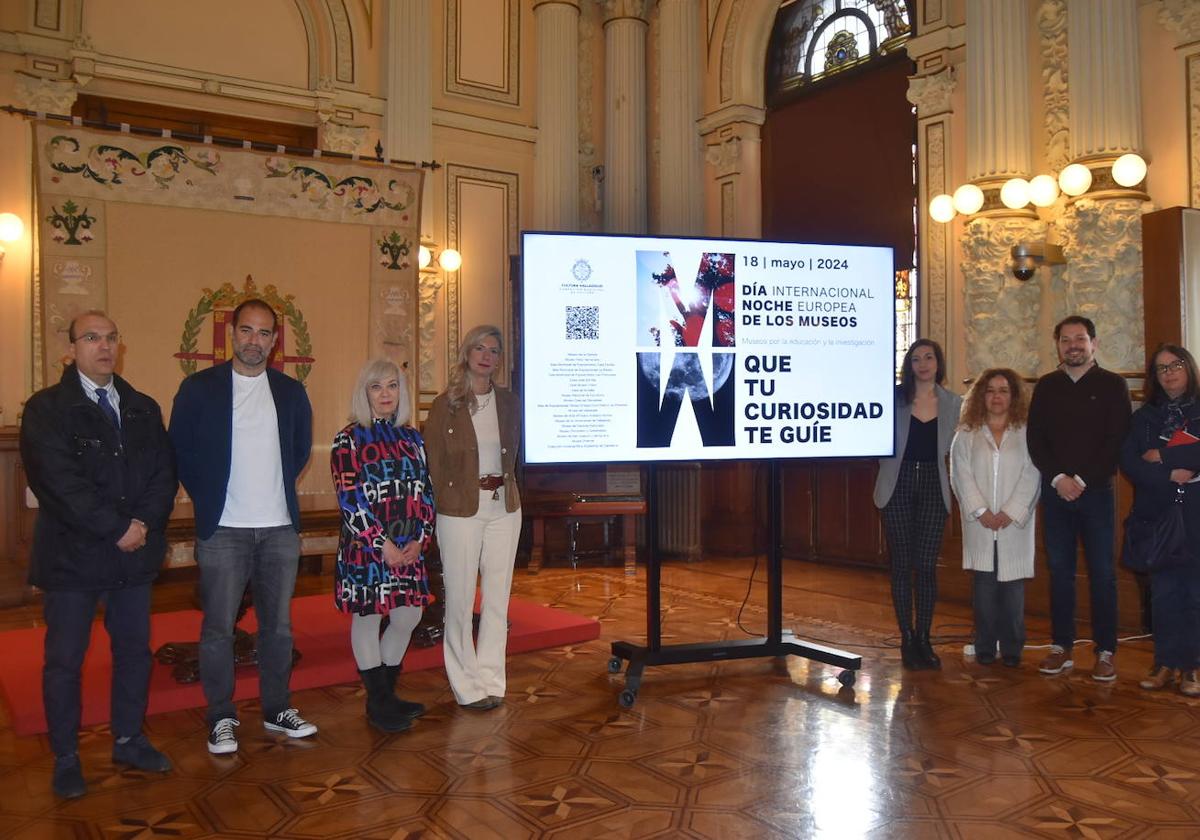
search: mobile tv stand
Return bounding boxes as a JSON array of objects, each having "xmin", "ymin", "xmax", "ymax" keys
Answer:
[{"xmin": 608, "ymin": 460, "xmax": 862, "ymax": 708}]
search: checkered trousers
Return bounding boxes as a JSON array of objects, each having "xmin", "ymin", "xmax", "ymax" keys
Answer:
[{"xmin": 881, "ymin": 460, "xmax": 948, "ymax": 635}]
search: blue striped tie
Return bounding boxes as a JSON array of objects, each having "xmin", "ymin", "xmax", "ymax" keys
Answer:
[{"xmin": 95, "ymin": 386, "xmax": 121, "ymax": 428}]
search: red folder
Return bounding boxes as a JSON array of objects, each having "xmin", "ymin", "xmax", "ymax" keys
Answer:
[{"xmin": 1168, "ymin": 428, "xmax": 1200, "ymax": 447}]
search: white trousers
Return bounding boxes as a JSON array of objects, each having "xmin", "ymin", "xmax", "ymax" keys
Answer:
[{"xmin": 437, "ymin": 489, "xmax": 522, "ymax": 705}]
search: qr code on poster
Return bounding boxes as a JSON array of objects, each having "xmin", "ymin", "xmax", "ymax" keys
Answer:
[{"xmin": 566, "ymin": 306, "xmax": 599, "ymax": 340}]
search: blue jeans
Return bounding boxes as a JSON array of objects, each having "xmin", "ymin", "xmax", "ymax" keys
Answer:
[
  {"xmin": 1150, "ymin": 558, "xmax": 1200, "ymax": 670},
  {"xmin": 42, "ymin": 583, "xmax": 153, "ymax": 757},
  {"xmin": 196, "ymin": 526, "xmax": 300, "ymax": 725},
  {"xmin": 972, "ymin": 555, "xmax": 1026, "ymax": 659},
  {"xmin": 1041, "ymin": 482, "xmax": 1117, "ymax": 652}
]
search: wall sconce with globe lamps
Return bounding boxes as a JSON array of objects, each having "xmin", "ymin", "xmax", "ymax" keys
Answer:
[
  {"xmin": 926, "ymin": 154, "xmax": 1147, "ymax": 279},
  {"xmin": 927, "ymin": 153, "xmax": 1148, "ymax": 224},
  {"xmin": 418, "ymin": 243, "xmax": 463, "ymax": 273}
]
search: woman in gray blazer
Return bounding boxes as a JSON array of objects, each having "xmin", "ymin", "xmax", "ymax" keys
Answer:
[{"xmin": 874, "ymin": 339, "xmax": 962, "ymax": 670}]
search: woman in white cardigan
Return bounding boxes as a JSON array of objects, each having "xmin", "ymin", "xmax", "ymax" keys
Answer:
[{"xmin": 950, "ymin": 369, "xmax": 1041, "ymax": 667}]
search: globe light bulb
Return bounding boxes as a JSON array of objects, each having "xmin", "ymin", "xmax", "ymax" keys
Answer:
[
  {"xmin": 438, "ymin": 248, "xmax": 462, "ymax": 272},
  {"xmin": 1058, "ymin": 163, "xmax": 1092, "ymax": 196},
  {"xmin": 929, "ymin": 194, "xmax": 956, "ymax": 223},
  {"xmin": 1111, "ymin": 153, "xmax": 1147, "ymax": 188},
  {"xmin": 418, "ymin": 245, "xmax": 432, "ymax": 269},
  {"xmin": 0, "ymin": 213, "xmax": 23, "ymax": 243},
  {"xmin": 1000, "ymin": 178, "xmax": 1030, "ymax": 210},
  {"xmin": 952, "ymin": 184, "xmax": 985, "ymax": 215},
  {"xmin": 1028, "ymin": 174, "xmax": 1060, "ymax": 207}
]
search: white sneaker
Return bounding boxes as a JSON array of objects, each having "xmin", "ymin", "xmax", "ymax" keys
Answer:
[
  {"xmin": 264, "ymin": 708, "xmax": 318, "ymax": 738},
  {"xmin": 207, "ymin": 718, "xmax": 239, "ymax": 754}
]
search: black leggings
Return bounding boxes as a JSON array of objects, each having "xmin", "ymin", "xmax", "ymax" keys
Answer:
[{"xmin": 881, "ymin": 461, "xmax": 947, "ymax": 636}]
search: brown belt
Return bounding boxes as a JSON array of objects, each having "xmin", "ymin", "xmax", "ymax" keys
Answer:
[{"xmin": 479, "ymin": 475, "xmax": 504, "ymax": 491}]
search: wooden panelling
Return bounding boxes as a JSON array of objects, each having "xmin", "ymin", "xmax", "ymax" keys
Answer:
[
  {"xmin": 1141, "ymin": 205, "xmax": 1200, "ymax": 353},
  {"xmin": 706, "ymin": 457, "xmax": 1148, "ymax": 634},
  {"xmin": 700, "ymin": 461, "xmax": 766, "ymax": 556},
  {"xmin": 72, "ymin": 95, "xmax": 318, "ymax": 149},
  {"xmin": 0, "ymin": 428, "xmax": 34, "ymax": 606},
  {"xmin": 779, "ymin": 462, "xmax": 815, "ymax": 557},
  {"xmin": 763, "ymin": 55, "xmax": 917, "ymax": 269}
]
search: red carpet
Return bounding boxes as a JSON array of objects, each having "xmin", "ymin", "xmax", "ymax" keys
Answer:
[{"xmin": 0, "ymin": 594, "xmax": 600, "ymax": 736}]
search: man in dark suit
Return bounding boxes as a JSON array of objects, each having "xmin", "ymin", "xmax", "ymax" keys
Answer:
[
  {"xmin": 20, "ymin": 310, "xmax": 177, "ymax": 798},
  {"xmin": 168, "ymin": 299, "xmax": 314, "ymax": 754}
]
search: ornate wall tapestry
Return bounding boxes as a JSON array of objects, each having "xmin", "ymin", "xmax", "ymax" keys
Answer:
[{"xmin": 33, "ymin": 121, "xmax": 424, "ymax": 498}]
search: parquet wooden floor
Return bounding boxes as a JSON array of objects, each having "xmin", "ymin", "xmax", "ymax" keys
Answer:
[{"xmin": 0, "ymin": 557, "xmax": 1196, "ymax": 839}]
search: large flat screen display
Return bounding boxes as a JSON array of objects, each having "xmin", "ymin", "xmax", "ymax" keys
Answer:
[{"xmin": 521, "ymin": 232, "xmax": 896, "ymax": 464}]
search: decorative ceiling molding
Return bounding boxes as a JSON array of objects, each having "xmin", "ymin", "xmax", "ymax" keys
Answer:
[
  {"xmin": 906, "ymin": 65, "xmax": 956, "ymax": 117},
  {"xmin": 432, "ymin": 109, "xmax": 538, "ymax": 143},
  {"xmin": 1159, "ymin": 0, "xmax": 1200, "ymax": 44},
  {"xmin": 320, "ymin": 120, "xmax": 368, "ymax": 153},
  {"xmin": 325, "ymin": 0, "xmax": 355, "ymax": 84},
  {"xmin": 602, "ymin": 0, "xmax": 649, "ymax": 24},
  {"xmin": 13, "ymin": 72, "xmax": 77, "ymax": 113},
  {"xmin": 697, "ymin": 102, "xmax": 765, "ymax": 135}
]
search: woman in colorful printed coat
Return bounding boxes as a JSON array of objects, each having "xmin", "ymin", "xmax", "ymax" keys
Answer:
[
  {"xmin": 331, "ymin": 359, "xmax": 435, "ymax": 732},
  {"xmin": 1120, "ymin": 344, "xmax": 1200, "ymax": 696},
  {"xmin": 950, "ymin": 369, "xmax": 1040, "ymax": 668},
  {"xmin": 424, "ymin": 324, "xmax": 522, "ymax": 711}
]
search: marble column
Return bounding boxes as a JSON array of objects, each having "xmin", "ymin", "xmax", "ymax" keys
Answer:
[
  {"xmin": 1057, "ymin": 0, "xmax": 1147, "ymax": 372},
  {"xmin": 603, "ymin": 0, "xmax": 648, "ymax": 234},
  {"xmin": 965, "ymin": 0, "xmax": 1032, "ymax": 182},
  {"xmin": 658, "ymin": 0, "xmax": 704, "ymax": 236},
  {"xmin": 960, "ymin": 0, "xmax": 1041, "ymax": 377},
  {"xmin": 384, "ymin": 0, "xmax": 433, "ymax": 167},
  {"xmin": 534, "ymin": 0, "xmax": 581, "ymax": 231},
  {"xmin": 383, "ymin": 0, "xmax": 434, "ymax": 391},
  {"xmin": 1069, "ymin": 0, "xmax": 1141, "ymax": 160},
  {"xmin": 655, "ymin": 0, "xmax": 704, "ymax": 558}
]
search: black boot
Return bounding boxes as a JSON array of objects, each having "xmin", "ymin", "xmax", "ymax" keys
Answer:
[
  {"xmin": 900, "ymin": 629, "xmax": 924, "ymax": 670},
  {"xmin": 383, "ymin": 664, "xmax": 426, "ymax": 718},
  {"xmin": 359, "ymin": 667, "xmax": 412, "ymax": 733},
  {"xmin": 916, "ymin": 633, "xmax": 942, "ymax": 670}
]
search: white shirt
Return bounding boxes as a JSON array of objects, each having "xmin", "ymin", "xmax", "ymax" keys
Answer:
[
  {"xmin": 471, "ymin": 391, "xmax": 503, "ymax": 476},
  {"xmin": 219, "ymin": 370, "xmax": 291, "ymax": 528},
  {"xmin": 78, "ymin": 370, "xmax": 120, "ymax": 421}
]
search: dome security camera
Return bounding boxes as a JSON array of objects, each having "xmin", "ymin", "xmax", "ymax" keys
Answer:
[
  {"xmin": 1010, "ymin": 242, "xmax": 1065, "ymax": 281},
  {"xmin": 1012, "ymin": 255, "xmax": 1037, "ymax": 281}
]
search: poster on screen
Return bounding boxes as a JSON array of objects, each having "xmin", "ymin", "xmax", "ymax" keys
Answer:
[{"xmin": 521, "ymin": 231, "xmax": 897, "ymax": 465}]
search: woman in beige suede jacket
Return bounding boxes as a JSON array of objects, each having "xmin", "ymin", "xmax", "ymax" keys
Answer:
[{"xmin": 423, "ymin": 324, "xmax": 522, "ymax": 710}]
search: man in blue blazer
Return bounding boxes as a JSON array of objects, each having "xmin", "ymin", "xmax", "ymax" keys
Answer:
[{"xmin": 169, "ymin": 298, "xmax": 314, "ymax": 754}]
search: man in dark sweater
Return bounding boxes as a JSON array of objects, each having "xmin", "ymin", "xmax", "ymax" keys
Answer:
[{"xmin": 1027, "ymin": 315, "xmax": 1131, "ymax": 681}]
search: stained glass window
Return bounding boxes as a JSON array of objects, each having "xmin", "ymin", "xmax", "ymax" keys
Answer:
[
  {"xmin": 768, "ymin": 0, "xmax": 913, "ymax": 94},
  {"xmin": 894, "ymin": 269, "xmax": 917, "ymax": 382}
]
